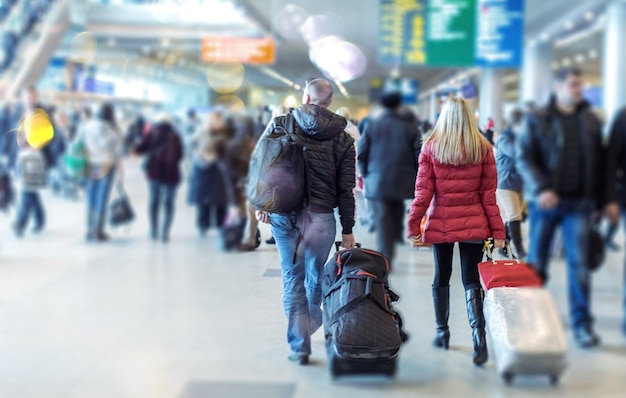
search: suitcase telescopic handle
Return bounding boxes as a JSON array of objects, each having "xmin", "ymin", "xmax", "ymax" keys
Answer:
[
  {"xmin": 334, "ymin": 241, "xmax": 362, "ymax": 252},
  {"xmin": 484, "ymin": 238, "xmax": 517, "ymax": 263}
]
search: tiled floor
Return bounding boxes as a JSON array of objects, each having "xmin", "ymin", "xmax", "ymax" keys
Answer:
[{"xmin": 0, "ymin": 158, "xmax": 625, "ymax": 398}]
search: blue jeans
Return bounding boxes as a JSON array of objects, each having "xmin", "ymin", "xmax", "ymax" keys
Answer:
[
  {"xmin": 15, "ymin": 191, "xmax": 44, "ymax": 231},
  {"xmin": 271, "ymin": 212, "xmax": 336, "ymax": 355},
  {"xmin": 149, "ymin": 181, "xmax": 177, "ymax": 239},
  {"xmin": 527, "ymin": 199, "xmax": 594, "ymax": 329},
  {"xmin": 85, "ymin": 167, "xmax": 115, "ymax": 235}
]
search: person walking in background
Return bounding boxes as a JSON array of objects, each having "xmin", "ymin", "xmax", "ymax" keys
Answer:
[
  {"xmin": 259, "ymin": 105, "xmax": 289, "ymax": 246},
  {"xmin": 358, "ymin": 92, "xmax": 421, "ymax": 268},
  {"xmin": 12, "ymin": 133, "xmax": 46, "ymax": 237},
  {"xmin": 256, "ymin": 78, "xmax": 356, "ymax": 365},
  {"xmin": 234, "ymin": 114, "xmax": 265, "ymax": 252},
  {"xmin": 407, "ymin": 97, "xmax": 505, "ymax": 366},
  {"xmin": 335, "ymin": 106, "xmax": 360, "ymax": 143},
  {"xmin": 517, "ymin": 67, "xmax": 604, "ymax": 348},
  {"xmin": 603, "ymin": 104, "xmax": 626, "ymax": 336},
  {"xmin": 495, "ymin": 109, "xmax": 527, "ymax": 260},
  {"xmin": 188, "ymin": 111, "xmax": 236, "ymax": 236},
  {"xmin": 82, "ymin": 103, "xmax": 123, "ymax": 242},
  {"xmin": 135, "ymin": 116, "xmax": 183, "ymax": 243}
]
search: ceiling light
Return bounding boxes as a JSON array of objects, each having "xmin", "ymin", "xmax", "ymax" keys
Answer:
[
  {"xmin": 540, "ymin": 33, "xmax": 550, "ymax": 42},
  {"xmin": 161, "ymin": 39, "xmax": 171, "ymax": 47},
  {"xmin": 585, "ymin": 11, "xmax": 594, "ymax": 21},
  {"xmin": 588, "ymin": 49, "xmax": 598, "ymax": 59},
  {"xmin": 107, "ymin": 38, "xmax": 116, "ymax": 47},
  {"xmin": 564, "ymin": 21, "xmax": 574, "ymax": 30},
  {"xmin": 562, "ymin": 57, "xmax": 571, "ymax": 66},
  {"xmin": 575, "ymin": 54, "xmax": 585, "ymax": 63}
]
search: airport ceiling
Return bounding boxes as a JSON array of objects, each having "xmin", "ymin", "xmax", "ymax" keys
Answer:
[{"xmin": 57, "ymin": 0, "xmax": 611, "ymax": 98}]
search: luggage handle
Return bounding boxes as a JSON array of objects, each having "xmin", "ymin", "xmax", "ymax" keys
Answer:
[
  {"xmin": 334, "ymin": 241, "xmax": 362, "ymax": 252},
  {"xmin": 484, "ymin": 238, "xmax": 518, "ymax": 264}
]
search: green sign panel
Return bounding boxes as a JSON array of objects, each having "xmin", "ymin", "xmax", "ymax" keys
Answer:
[{"xmin": 426, "ymin": 0, "xmax": 476, "ymax": 66}]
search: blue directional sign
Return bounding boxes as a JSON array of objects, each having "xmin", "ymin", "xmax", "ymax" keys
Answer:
[{"xmin": 475, "ymin": 0, "xmax": 525, "ymax": 67}]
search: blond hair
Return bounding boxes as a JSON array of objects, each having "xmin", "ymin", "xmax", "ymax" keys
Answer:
[{"xmin": 425, "ymin": 97, "xmax": 489, "ymax": 165}]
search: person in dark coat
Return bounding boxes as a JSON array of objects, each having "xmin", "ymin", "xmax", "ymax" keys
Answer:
[
  {"xmin": 495, "ymin": 109, "xmax": 526, "ymax": 260},
  {"xmin": 603, "ymin": 105, "xmax": 626, "ymax": 336},
  {"xmin": 135, "ymin": 118, "xmax": 183, "ymax": 242},
  {"xmin": 358, "ymin": 92, "xmax": 422, "ymax": 266},
  {"xmin": 516, "ymin": 67, "xmax": 604, "ymax": 348},
  {"xmin": 187, "ymin": 111, "xmax": 236, "ymax": 236}
]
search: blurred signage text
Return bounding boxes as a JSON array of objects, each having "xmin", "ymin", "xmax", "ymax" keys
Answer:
[{"xmin": 201, "ymin": 37, "xmax": 276, "ymax": 64}]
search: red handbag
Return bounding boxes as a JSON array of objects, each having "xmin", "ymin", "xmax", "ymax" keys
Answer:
[{"xmin": 478, "ymin": 239, "xmax": 542, "ymax": 291}]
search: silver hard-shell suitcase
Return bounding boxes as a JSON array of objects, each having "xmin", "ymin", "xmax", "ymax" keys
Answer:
[{"xmin": 484, "ymin": 287, "xmax": 568, "ymax": 385}]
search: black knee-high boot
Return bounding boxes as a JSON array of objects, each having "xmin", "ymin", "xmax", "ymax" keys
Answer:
[
  {"xmin": 432, "ymin": 286, "xmax": 450, "ymax": 349},
  {"xmin": 508, "ymin": 220, "xmax": 526, "ymax": 260},
  {"xmin": 466, "ymin": 288, "xmax": 488, "ymax": 366}
]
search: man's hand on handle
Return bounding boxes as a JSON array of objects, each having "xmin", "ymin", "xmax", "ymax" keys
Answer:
[{"xmin": 340, "ymin": 234, "xmax": 357, "ymax": 249}]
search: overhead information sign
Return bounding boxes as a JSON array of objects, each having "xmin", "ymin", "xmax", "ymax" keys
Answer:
[
  {"xmin": 378, "ymin": 0, "xmax": 524, "ymax": 67},
  {"xmin": 201, "ymin": 37, "xmax": 276, "ymax": 64},
  {"xmin": 475, "ymin": 0, "xmax": 524, "ymax": 67}
]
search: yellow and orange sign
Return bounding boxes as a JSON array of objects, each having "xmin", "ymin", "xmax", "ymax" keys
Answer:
[{"xmin": 201, "ymin": 37, "xmax": 275, "ymax": 64}]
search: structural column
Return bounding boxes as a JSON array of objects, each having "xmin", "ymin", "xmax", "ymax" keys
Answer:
[
  {"xmin": 520, "ymin": 42, "xmax": 553, "ymax": 108},
  {"xmin": 603, "ymin": 0, "xmax": 626, "ymax": 127},
  {"xmin": 429, "ymin": 92, "xmax": 437, "ymax": 125},
  {"xmin": 479, "ymin": 68, "xmax": 505, "ymax": 132}
]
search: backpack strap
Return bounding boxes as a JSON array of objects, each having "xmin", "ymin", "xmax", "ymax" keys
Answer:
[{"xmin": 328, "ymin": 276, "xmax": 392, "ymax": 325}]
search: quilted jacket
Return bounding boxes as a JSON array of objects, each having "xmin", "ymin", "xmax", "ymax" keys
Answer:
[
  {"xmin": 407, "ymin": 143, "xmax": 505, "ymax": 243},
  {"xmin": 268, "ymin": 104, "xmax": 356, "ymax": 234}
]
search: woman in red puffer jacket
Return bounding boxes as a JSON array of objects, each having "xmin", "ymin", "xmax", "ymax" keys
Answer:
[{"xmin": 407, "ymin": 97, "xmax": 506, "ymax": 366}]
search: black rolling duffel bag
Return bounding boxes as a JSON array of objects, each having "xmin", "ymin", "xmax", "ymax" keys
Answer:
[{"xmin": 322, "ymin": 243, "xmax": 408, "ymax": 378}]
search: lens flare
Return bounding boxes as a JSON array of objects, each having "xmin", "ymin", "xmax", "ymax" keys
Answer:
[
  {"xmin": 206, "ymin": 63, "xmax": 245, "ymax": 94},
  {"xmin": 214, "ymin": 95, "xmax": 246, "ymax": 112},
  {"xmin": 276, "ymin": 4, "xmax": 310, "ymax": 41},
  {"xmin": 68, "ymin": 32, "xmax": 97, "ymax": 64}
]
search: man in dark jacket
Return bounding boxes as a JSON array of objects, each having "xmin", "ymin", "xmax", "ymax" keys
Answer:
[
  {"xmin": 516, "ymin": 67, "xmax": 603, "ymax": 348},
  {"xmin": 358, "ymin": 92, "xmax": 421, "ymax": 266},
  {"xmin": 256, "ymin": 78, "xmax": 356, "ymax": 365},
  {"xmin": 604, "ymin": 105, "xmax": 626, "ymax": 336}
]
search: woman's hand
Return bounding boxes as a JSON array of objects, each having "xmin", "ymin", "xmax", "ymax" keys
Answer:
[
  {"xmin": 410, "ymin": 235, "xmax": 423, "ymax": 247},
  {"xmin": 493, "ymin": 239, "xmax": 506, "ymax": 249}
]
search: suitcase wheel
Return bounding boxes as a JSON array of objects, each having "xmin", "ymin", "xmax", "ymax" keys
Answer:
[{"xmin": 503, "ymin": 373, "xmax": 514, "ymax": 386}]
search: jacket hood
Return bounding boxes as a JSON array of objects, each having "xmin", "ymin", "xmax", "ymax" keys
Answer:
[{"xmin": 292, "ymin": 104, "xmax": 347, "ymax": 140}]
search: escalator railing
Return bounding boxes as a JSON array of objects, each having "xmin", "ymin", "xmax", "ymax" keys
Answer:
[{"xmin": 1, "ymin": 0, "xmax": 68, "ymax": 98}]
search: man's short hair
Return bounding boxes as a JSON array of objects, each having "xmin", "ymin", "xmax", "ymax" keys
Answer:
[
  {"xmin": 305, "ymin": 79, "xmax": 333, "ymax": 108},
  {"xmin": 554, "ymin": 67, "xmax": 582, "ymax": 82},
  {"xmin": 380, "ymin": 92, "xmax": 402, "ymax": 109}
]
